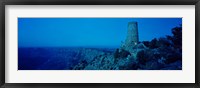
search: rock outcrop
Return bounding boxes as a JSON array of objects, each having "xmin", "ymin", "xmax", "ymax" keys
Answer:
[{"xmin": 72, "ymin": 22, "xmax": 182, "ymax": 70}]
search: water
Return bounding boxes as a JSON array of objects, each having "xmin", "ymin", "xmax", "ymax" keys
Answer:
[{"xmin": 18, "ymin": 47, "xmax": 115, "ymax": 70}]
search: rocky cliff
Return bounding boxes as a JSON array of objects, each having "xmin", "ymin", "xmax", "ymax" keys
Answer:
[{"xmin": 72, "ymin": 22, "xmax": 182, "ymax": 70}]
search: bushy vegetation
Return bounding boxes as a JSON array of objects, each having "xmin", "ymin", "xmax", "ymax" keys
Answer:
[
  {"xmin": 137, "ymin": 25, "xmax": 182, "ymax": 70},
  {"xmin": 114, "ymin": 49, "xmax": 120, "ymax": 59},
  {"xmin": 73, "ymin": 25, "xmax": 182, "ymax": 70},
  {"xmin": 114, "ymin": 48, "xmax": 131, "ymax": 59},
  {"xmin": 142, "ymin": 26, "xmax": 182, "ymax": 50},
  {"xmin": 113, "ymin": 48, "xmax": 131, "ymax": 64}
]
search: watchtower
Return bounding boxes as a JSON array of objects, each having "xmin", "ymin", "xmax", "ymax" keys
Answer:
[{"xmin": 124, "ymin": 22, "xmax": 139, "ymax": 49}]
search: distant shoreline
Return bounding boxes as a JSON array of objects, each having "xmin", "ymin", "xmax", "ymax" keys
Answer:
[{"xmin": 18, "ymin": 46, "xmax": 118, "ymax": 49}]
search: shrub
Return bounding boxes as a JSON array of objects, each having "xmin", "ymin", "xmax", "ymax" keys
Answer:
[
  {"xmin": 119, "ymin": 49, "xmax": 131, "ymax": 58},
  {"xmin": 114, "ymin": 49, "xmax": 119, "ymax": 59},
  {"xmin": 114, "ymin": 49, "xmax": 131, "ymax": 59},
  {"xmin": 142, "ymin": 41, "xmax": 150, "ymax": 47},
  {"xmin": 171, "ymin": 26, "xmax": 182, "ymax": 49},
  {"xmin": 149, "ymin": 38, "xmax": 159, "ymax": 49},
  {"xmin": 157, "ymin": 37, "xmax": 171, "ymax": 48},
  {"xmin": 137, "ymin": 50, "xmax": 149, "ymax": 65},
  {"xmin": 165, "ymin": 53, "xmax": 182, "ymax": 64}
]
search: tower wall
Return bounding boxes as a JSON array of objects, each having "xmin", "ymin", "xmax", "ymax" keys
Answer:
[{"xmin": 124, "ymin": 22, "xmax": 139, "ymax": 48}]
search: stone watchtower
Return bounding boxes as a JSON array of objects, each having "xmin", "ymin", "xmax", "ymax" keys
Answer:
[{"xmin": 123, "ymin": 22, "xmax": 139, "ymax": 50}]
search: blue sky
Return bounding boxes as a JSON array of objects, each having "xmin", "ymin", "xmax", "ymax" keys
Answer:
[{"xmin": 18, "ymin": 18, "xmax": 182, "ymax": 48}]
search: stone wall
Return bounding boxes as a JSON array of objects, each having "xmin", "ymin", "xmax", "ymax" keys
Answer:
[{"xmin": 123, "ymin": 22, "xmax": 139, "ymax": 50}]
